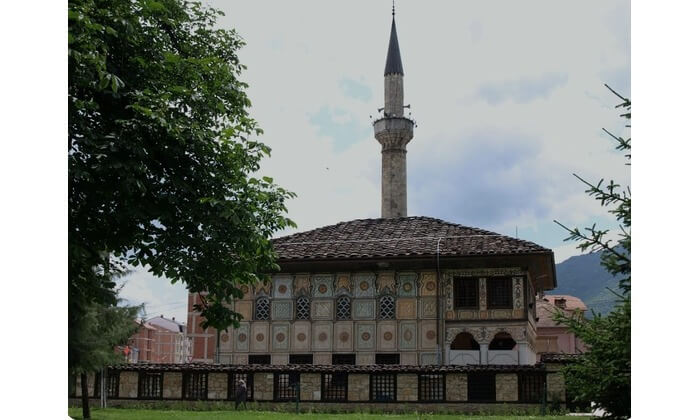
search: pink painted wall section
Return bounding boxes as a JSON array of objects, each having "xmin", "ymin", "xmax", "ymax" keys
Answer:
[{"xmin": 535, "ymin": 295, "xmax": 587, "ymax": 359}]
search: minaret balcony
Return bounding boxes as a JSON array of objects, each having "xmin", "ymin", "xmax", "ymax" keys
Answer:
[{"xmin": 373, "ymin": 116, "xmax": 415, "ymax": 139}]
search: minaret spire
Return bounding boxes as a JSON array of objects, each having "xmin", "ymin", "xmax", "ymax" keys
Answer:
[
  {"xmin": 373, "ymin": 4, "xmax": 415, "ymax": 218},
  {"xmin": 384, "ymin": 4, "xmax": 404, "ymax": 76}
]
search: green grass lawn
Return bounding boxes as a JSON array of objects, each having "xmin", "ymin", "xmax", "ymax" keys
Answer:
[{"xmin": 68, "ymin": 408, "xmax": 588, "ymax": 420}]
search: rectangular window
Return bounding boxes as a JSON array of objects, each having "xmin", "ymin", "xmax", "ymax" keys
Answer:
[
  {"xmin": 454, "ymin": 277, "xmax": 479, "ymax": 309},
  {"xmin": 182, "ymin": 372, "xmax": 208, "ymax": 400},
  {"xmin": 248, "ymin": 354, "xmax": 271, "ymax": 365},
  {"xmin": 370, "ymin": 373, "xmax": 396, "ymax": 402},
  {"xmin": 375, "ymin": 353, "xmax": 400, "ymax": 365},
  {"xmin": 332, "ymin": 354, "xmax": 356, "ymax": 365},
  {"xmin": 467, "ymin": 372, "xmax": 496, "ymax": 402},
  {"xmin": 487, "ymin": 277, "xmax": 513, "ymax": 309},
  {"xmin": 321, "ymin": 373, "xmax": 348, "ymax": 401},
  {"xmin": 289, "ymin": 354, "xmax": 313, "ymax": 365},
  {"xmin": 93, "ymin": 371, "xmax": 119, "ymax": 398},
  {"xmin": 418, "ymin": 374, "xmax": 445, "ymax": 402},
  {"xmin": 518, "ymin": 373, "xmax": 545, "ymax": 403},
  {"xmin": 106, "ymin": 371, "xmax": 120, "ymax": 398},
  {"xmin": 228, "ymin": 373, "xmax": 254, "ymax": 401},
  {"xmin": 138, "ymin": 372, "xmax": 163, "ymax": 399},
  {"xmin": 274, "ymin": 372, "xmax": 300, "ymax": 401}
]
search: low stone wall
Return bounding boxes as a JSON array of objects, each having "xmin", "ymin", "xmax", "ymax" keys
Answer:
[
  {"xmin": 300, "ymin": 373, "xmax": 321, "ymax": 401},
  {"xmin": 208, "ymin": 372, "xmax": 228, "ymax": 400},
  {"xmin": 253, "ymin": 372, "xmax": 273, "ymax": 401},
  {"xmin": 74, "ymin": 374, "xmax": 96, "ymax": 397},
  {"xmin": 119, "ymin": 371, "xmax": 138, "ymax": 399},
  {"xmin": 446, "ymin": 373, "xmax": 468, "ymax": 401},
  {"xmin": 397, "ymin": 374, "xmax": 417, "ymax": 401},
  {"xmin": 163, "ymin": 372, "xmax": 182, "ymax": 399},
  {"xmin": 72, "ymin": 363, "xmax": 561, "ymax": 413},
  {"xmin": 547, "ymin": 371, "xmax": 566, "ymax": 403},
  {"xmin": 347, "ymin": 374, "xmax": 369, "ymax": 401},
  {"xmin": 495, "ymin": 373, "xmax": 518, "ymax": 402}
]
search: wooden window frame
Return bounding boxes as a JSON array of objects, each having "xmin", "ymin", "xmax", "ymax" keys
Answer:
[
  {"xmin": 321, "ymin": 372, "xmax": 348, "ymax": 402},
  {"xmin": 227, "ymin": 372, "xmax": 254, "ymax": 401},
  {"xmin": 182, "ymin": 371, "xmax": 208, "ymax": 401},
  {"xmin": 137, "ymin": 371, "xmax": 163, "ymax": 400},
  {"xmin": 518, "ymin": 372, "xmax": 545, "ymax": 403},
  {"xmin": 369, "ymin": 373, "xmax": 397, "ymax": 402},
  {"xmin": 487, "ymin": 277, "xmax": 513, "ymax": 309},
  {"xmin": 274, "ymin": 372, "xmax": 300, "ymax": 401},
  {"xmin": 418, "ymin": 373, "xmax": 446, "ymax": 402},
  {"xmin": 453, "ymin": 277, "xmax": 479, "ymax": 309}
]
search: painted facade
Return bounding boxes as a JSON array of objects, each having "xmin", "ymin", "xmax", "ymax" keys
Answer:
[{"xmin": 188, "ymin": 264, "xmax": 543, "ymax": 366}]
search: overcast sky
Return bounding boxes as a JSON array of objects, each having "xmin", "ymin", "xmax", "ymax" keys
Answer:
[{"xmin": 118, "ymin": 0, "xmax": 631, "ymax": 323}]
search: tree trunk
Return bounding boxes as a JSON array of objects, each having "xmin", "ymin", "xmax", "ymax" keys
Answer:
[{"xmin": 80, "ymin": 373, "xmax": 90, "ymax": 419}]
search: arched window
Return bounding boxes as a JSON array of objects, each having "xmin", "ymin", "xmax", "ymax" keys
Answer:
[
  {"xmin": 296, "ymin": 296, "xmax": 310, "ymax": 320},
  {"xmin": 378, "ymin": 295, "xmax": 395, "ymax": 320},
  {"xmin": 336, "ymin": 296, "xmax": 351, "ymax": 320},
  {"xmin": 450, "ymin": 332, "xmax": 480, "ymax": 350},
  {"xmin": 254, "ymin": 296, "xmax": 270, "ymax": 321},
  {"xmin": 488, "ymin": 332, "xmax": 516, "ymax": 350}
]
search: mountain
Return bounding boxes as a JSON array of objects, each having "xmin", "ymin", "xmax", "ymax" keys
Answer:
[{"xmin": 551, "ymin": 250, "xmax": 623, "ymax": 316}]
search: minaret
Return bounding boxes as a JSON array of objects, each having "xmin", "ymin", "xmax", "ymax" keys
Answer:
[{"xmin": 374, "ymin": 4, "xmax": 415, "ymax": 218}]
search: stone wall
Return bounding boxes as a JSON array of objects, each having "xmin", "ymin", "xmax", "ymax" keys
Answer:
[
  {"xmin": 495, "ymin": 373, "xmax": 518, "ymax": 401},
  {"xmin": 163, "ymin": 372, "xmax": 182, "ymax": 399},
  {"xmin": 117, "ymin": 371, "xmax": 137, "ymax": 398},
  {"xmin": 207, "ymin": 372, "xmax": 228, "ymax": 400},
  {"xmin": 300, "ymin": 373, "xmax": 321, "ymax": 401},
  {"xmin": 445, "ymin": 373, "xmax": 468, "ymax": 401},
  {"xmin": 396, "ymin": 374, "xmax": 417, "ymax": 401},
  {"xmin": 75, "ymin": 374, "xmax": 96, "ymax": 397},
  {"xmin": 547, "ymin": 371, "xmax": 566, "ymax": 403},
  {"xmin": 253, "ymin": 372, "xmax": 273, "ymax": 401},
  {"xmin": 74, "ymin": 366, "xmax": 557, "ymax": 409},
  {"xmin": 347, "ymin": 374, "xmax": 369, "ymax": 401}
]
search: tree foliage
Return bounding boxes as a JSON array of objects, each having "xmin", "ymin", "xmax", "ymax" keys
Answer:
[
  {"xmin": 553, "ymin": 85, "xmax": 631, "ymax": 419},
  {"xmin": 68, "ymin": 0, "xmax": 295, "ymax": 367},
  {"xmin": 70, "ymin": 291, "xmax": 141, "ymax": 420},
  {"xmin": 69, "ymin": 295, "xmax": 142, "ymax": 375}
]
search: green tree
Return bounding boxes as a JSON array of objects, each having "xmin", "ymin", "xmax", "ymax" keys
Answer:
[
  {"xmin": 69, "ymin": 0, "xmax": 295, "ymax": 412},
  {"xmin": 70, "ymin": 293, "xmax": 141, "ymax": 419},
  {"xmin": 553, "ymin": 85, "xmax": 631, "ymax": 419}
]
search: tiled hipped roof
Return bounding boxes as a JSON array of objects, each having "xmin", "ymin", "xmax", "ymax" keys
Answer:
[
  {"xmin": 109, "ymin": 362, "xmax": 546, "ymax": 373},
  {"xmin": 271, "ymin": 217, "xmax": 551, "ymax": 261}
]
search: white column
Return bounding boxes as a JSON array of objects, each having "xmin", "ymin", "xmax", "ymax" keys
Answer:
[
  {"xmin": 480, "ymin": 343, "xmax": 489, "ymax": 365},
  {"xmin": 517, "ymin": 341, "xmax": 535, "ymax": 365}
]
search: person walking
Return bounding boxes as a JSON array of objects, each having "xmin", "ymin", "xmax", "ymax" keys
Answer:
[{"xmin": 235, "ymin": 379, "xmax": 247, "ymax": 410}]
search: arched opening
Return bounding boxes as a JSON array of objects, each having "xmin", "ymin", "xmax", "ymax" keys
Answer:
[
  {"xmin": 488, "ymin": 332, "xmax": 516, "ymax": 350},
  {"xmin": 450, "ymin": 332, "xmax": 480, "ymax": 350}
]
